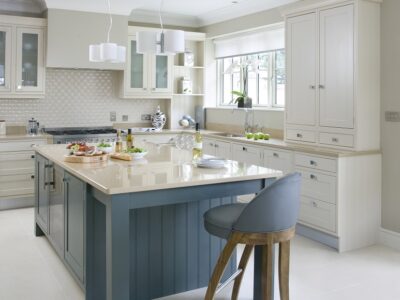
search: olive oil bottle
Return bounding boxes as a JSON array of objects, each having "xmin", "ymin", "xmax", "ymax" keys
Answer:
[
  {"xmin": 126, "ymin": 129, "xmax": 134, "ymax": 149},
  {"xmin": 192, "ymin": 123, "xmax": 203, "ymax": 159},
  {"xmin": 115, "ymin": 129, "xmax": 123, "ymax": 153}
]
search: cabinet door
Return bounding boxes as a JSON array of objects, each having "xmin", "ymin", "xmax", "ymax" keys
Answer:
[
  {"xmin": 35, "ymin": 154, "xmax": 49, "ymax": 233},
  {"xmin": 231, "ymin": 144, "xmax": 261, "ymax": 165},
  {"xmin": 15, "ymin": 27, "xmax": 45, "ymax": 93},
  {"xmin": 0, "ymin": 26, "xmax": 12, "ymax": 93},
  {"xmin": 150, "ymin": 54, "xmax": 173, "ymax": 94},
  {"xmin": 215, "ymin": 141, "xmax": 231, "ymax": 160},
  {"xmin": 203, "ymin": 138, "xmax": 216, "ymax": 156},
  {"xmin": 126, "ymin": 37, "xmax": 148, "ymax": 94},
  {"xmin": 64, "ymin": 172, "xmax": 85, "ymax": 284},
  {"xmin": 319, "ymin": 5, "xmax": 354, "ymax": 129},
  {"xmin": 263, "ymin": 149, "xmax": 293, "ymax": 175},
  {"xmin": 286, "ymin": 13, "xmax": 317, "ymax": 126},
  {"xmin": 49, "ymin": 165, "xmax": 64, "ymax": 257}
]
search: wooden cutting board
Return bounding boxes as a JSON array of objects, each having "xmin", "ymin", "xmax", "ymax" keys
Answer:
[
  {"xmin": 64, "ymin": 154, "xmax": 109, "ymax": 163},
  {"xmin": 110, "ymin": 153, "xmax": 132, "ymax": 161}
]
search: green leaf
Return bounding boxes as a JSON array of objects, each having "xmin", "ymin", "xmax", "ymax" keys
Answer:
[{"xmin": 231, "ymin": 90, "xmax": 245, "ymax": 97}]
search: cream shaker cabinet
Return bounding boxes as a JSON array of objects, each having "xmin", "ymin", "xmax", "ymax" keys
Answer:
[
  {"xmin": 284, "ymin": 0, "xmax": 381, "ymax": 151},
  {"xmin": 0, "ymin": 15, "xmax": 46, "ymax": 98},
  {"xmin": 120, "ymin": 35, "xmax": 173, "ymax": 98},
  {"xmin": 285, "ymin": 12, "xmax": 317, "ymax": 127}
]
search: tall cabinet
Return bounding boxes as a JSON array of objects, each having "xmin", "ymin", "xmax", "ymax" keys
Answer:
[
  {"xmin": 0, "ymin": 15, "xmax": 46, "ymax": 98},
  {"xmin": 284, "ymin": 0, "xmax": 381, "ymax": 151}
]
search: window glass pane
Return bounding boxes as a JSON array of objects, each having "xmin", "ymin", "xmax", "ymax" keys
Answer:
[
  {"xmin": 223, "ymin": 73, "xmax": 232, "ymax": 104},
  {"xmin": 275, "ymin": 50, "xmax": 285, "ymax": 106},
  {"xmin": 21, "ymin": 33, "xmax": 38, "ymax": 87},
  {"xmin": 247, "ymin": 71, "xmax": 257, "ymax": 104},
  {"xmin": 155, "ymin": 55, "xmax": 168, "ymax": 89},
  {"xmin": 258, "ymin": 70, "xmax": 270, "ymax": 106},
  {"xmin": 130, "ymin": 40, "xmax": 143, "ymax": 88},
  {"xmin": 0, "ymin": 31, "xmax": 5, "ymax": 87}
]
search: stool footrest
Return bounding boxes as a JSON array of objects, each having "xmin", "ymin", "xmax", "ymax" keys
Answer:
[{"xmin": 216, "ymin": 268, "xmax": 243, "ymax": 294}]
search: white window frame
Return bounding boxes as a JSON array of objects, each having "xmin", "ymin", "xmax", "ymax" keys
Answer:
[{"xmin": 217, "ymin": 49, "xmax": 285, "ymax": 108}]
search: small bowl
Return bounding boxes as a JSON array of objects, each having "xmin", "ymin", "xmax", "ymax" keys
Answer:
[
  {"xmin": 97, "ymin": 146, "xmax": 113, "ymax": 154},
  {"xmin": 128, "ymin": 151, "xmax": 148, "ymax": 159}
]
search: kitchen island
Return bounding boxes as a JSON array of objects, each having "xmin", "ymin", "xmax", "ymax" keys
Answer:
[{"xmin": 33, "ymin": 143, "xmax": 282, "ymax": 300}]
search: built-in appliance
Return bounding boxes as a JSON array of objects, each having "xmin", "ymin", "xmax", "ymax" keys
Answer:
[{"xmin": 45, "ymin": 127, "xmax": 117, "ymax": 144}]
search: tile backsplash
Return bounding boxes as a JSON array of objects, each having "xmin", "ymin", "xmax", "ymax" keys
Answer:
[{"xmin": 0, "ymin": 69, "xmax": 168, "ymax": 128}]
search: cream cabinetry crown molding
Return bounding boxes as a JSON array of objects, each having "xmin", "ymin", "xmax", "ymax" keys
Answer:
[
  {"xmin": 128, "ymin": 26, "xmax": 206, "ymax": 41},
  {"xmin": 0, "ymin": 15, "xmax": 47, "ymax": 27}
]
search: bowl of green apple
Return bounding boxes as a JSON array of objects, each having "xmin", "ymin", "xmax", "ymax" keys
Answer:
[
  {"xmin": 97, "ymin": 142, "xmax": 113, "ymax": 154},
  {"xmin": 245, "ymin": 132, "xmax": 270, "ymax": 141},
  {"xmin": 125, "ymin": 147, "xmax": 148, "ymax": 159}
]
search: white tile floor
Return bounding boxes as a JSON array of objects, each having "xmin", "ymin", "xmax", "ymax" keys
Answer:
[{"xmin": 1, "ymin": 208, "xmax": 400, "ymax": 300}]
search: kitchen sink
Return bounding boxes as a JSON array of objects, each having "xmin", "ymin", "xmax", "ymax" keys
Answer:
[{"xmin": 209, "ymin": 132, "xmax": 243, "ymax": 138}]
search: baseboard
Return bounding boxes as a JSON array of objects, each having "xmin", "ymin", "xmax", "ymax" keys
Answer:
[{"xmin": 379, "ymin": 228, "xmax": 400, "ymax": 251}]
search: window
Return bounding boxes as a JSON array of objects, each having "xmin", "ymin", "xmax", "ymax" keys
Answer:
[{"xmin": 217, "ymin": 49, "xmax": 285, "ymax": 108}]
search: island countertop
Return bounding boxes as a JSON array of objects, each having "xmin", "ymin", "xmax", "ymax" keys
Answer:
[{"xmin": 34, "ymin": 144, "xmax": 282, "ymax": 195}]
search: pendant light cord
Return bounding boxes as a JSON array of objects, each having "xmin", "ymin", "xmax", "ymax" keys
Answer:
[
  {"xmin": 159, "ymin": 0, "xmax": 164, "ymax": 32},
  {"xmin": 106, "ymin": 0, "xmax": 112, "ymax": 43}
]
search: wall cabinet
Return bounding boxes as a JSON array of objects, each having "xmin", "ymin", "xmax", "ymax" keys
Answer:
[
  {"xmin": 0, "ymin": 15, "xmax": 46, "ymax": 98},
  {"xmin": 284, "ymin": 0, "xmax": 381, "ymax": 150},
  {"xmin": 120, "ymin": 35, "xmax": 173, "ymax": 98}
]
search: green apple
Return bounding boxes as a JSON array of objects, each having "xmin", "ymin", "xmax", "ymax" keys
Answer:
[{"xmin": 246, "ymin": 133, "xmax": 254, "ymax": 139}]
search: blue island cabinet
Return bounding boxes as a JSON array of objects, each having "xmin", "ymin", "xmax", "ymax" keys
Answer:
[{"xmin": 35, "ymin": 154, "xmax": 85, "ymax": 288}]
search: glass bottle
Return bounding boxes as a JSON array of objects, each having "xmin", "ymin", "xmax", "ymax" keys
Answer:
[
  {"xmin": 126, "ymin": 129, "xmax": 134, "ymax": 149},
  {"xmin": 115, "ymin": 129, "xmax": 123, "ymax": 153},
  {"xmin": 192, "ymin": 123, "xmax": 203, "ymax": 160}
]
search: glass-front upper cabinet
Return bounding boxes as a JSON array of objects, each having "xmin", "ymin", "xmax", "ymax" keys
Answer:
[
  {"xmin": 150, "ymin": 54, "xmax": 172, "ymax": 93},
  {"xmin": 15, "ymin": 27, "xmax": 45, "ymax": 93},
  {"xmin": 127, "ymin": 38, "xmax": 148, "ymax": 93},
  {"xmin": 0, "ymin": 26, "xmax": 11, "ymax": 93}
]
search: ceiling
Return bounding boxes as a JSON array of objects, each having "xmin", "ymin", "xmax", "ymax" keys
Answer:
[{"xmin": 0, "ymin": 0, "xmax": 300, "ymax": 27}]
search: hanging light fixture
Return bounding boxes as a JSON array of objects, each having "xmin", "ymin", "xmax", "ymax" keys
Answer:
[
  {"xmin": 136, "ymin": 0, "xmax": 185, "ymax": 55},
  {"xmin": 89, "ymin": 0, "xmax": 126, "ymax": 63}
]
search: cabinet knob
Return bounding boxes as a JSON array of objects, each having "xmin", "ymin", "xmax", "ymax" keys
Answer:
[
  {"xmin": 319, "ymin": 84, "xmax": 325, "ymax": 89},
  {"xmin": 310, "ymin": 160, "xmax": 317, "ymax": 166},
  {"xmin": 273, "ymin": 153, "xmax": 279, "ymax": 158},
  {"xmin": 309, "ymin": 85, "xmax": 316, "ymax": 90},
  {"xmin": 215, "ymin": 144, "xmax": 219, "ymax": 148},
  {"xmin": 296, "ymin": 133, "xmax": 303, "ymax": 138},
  {"xmin": 31, "ymin": 175, "xmax": 35, "ymax": 179},
  {"xmin": 312, "ymin": 201, "xmax": 318, "ymax": 208},
  {"xmin": 332, "ymin": 138, "xmax": 339, "ymax": 143},
  {"xmin": 31, "ymin": 155, "xmax": 35, "ymax": 159},
  {"xmin": 242, "ymin": 147, "xmax": 247, "ymax": 151},
  {"xmin": 310, "ymin": 174, "xmax": 317, "ymax": 180}
]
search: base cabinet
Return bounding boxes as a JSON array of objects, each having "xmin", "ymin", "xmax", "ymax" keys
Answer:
[{"xmin": 35, "ymin": 157, "xmax": 86, "ymax": 287}]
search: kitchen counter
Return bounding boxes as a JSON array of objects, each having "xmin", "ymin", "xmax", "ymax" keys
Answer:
[
  {"xmin": 0, "ymin": 133, "xmax": 51, "ymax": 141},
  {"xmin": 34, "ymin": 143, "xmax": 281, "ymax": 300},
  {"xmin": 34, "ymin": 143, "xmax": 281, "ymax": 195}
]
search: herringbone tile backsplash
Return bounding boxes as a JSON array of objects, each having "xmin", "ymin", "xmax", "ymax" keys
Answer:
[{"xmin": 0, "ymin": 69, "xmax": 167, "ymax": 128}]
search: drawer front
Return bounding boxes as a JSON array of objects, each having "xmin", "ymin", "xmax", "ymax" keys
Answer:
[
  {"xmin": 299, "ymin": 197, "xmax": 336, "ymax": 233},
  {"xmin": 295, "ymin": 153, "xmax": 337, "ymax": 173},
  {"xmin": 0, "ymin": 139, "xmax": 47, "ymax": 152},
  {"xmin": 0, "ymin": 151, "xmax": 35, "ymax": 175},
  {"xmin": 0, "ymin": 174, "xmax": 34, "ymax": 197},
  {"xmin": 286, "ymin": 129, "xmax": 316, "ymax": 143},
  {"xmin": 232, "ymin": 144, "xmax": 262, "ymax": 165},
  {"xmin": 263, "ymin": 149, "xmax": 293, "ymax": 175},
  {"xmin": 297, "ymin": 169, "xmax": 336, "ymax": 204},
  {"xmin": 135, "ymin": 135, "xmax": 177, "ymax": 145},
  {"xmin": 319, "ymin": 132, "xmax": 354, "ymax": 148}
]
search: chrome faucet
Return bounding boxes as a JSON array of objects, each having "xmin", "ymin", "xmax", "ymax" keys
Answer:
[{"xmin": 244, "ymin": 108, "xmax": 254, "ymax": 133}]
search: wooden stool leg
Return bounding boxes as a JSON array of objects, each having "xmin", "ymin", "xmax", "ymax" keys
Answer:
[
  {"xmin": 231, "ymin": 245, "xmax": 254, "ymax": 300},
  {"xmin": 279, "ymin": 241, "xmax": 290, "ymax": 300},
  {"xmin": 261, "ymin": 244, "xmax": 274, "ymax": 300},
  {"xmin": 205, "ymin": 235, "xmax": 239, "ymax": 300}
]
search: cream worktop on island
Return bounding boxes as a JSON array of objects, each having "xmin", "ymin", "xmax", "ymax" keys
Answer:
[{"xmin": 34, "ymin": 143, "xmax": 282, "ymax": 195}]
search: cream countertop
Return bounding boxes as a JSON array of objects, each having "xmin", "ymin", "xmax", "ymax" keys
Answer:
[
  {"xmin": 0, "ymin": 133, "xmax": 52, "ymax": 141},
  {"xmin": 34, "ymin": 144, "xmax": 282, "ymax": 195}
]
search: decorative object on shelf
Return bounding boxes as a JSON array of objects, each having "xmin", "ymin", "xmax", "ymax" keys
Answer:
[
  {"xmin": 181, "ymin": 49, "xmax": 194, "ymax": 66},
  {"xmin": 178, "ymin": 115, "xmax": 196, "ymax": 128},
  {"xmin": 137, "ymin": 0, "xmax": 185, "ymax": 55},
  {"xmin": 151, "ymin": 106, "xmax": 167, "ymax": 130},
  {"xmin": 180, "ymin": 77, "xmax": 193, "ymax": 94},
  {"xmin": 89, "ymin": 0, "xmax": 126, "ymax": 63}
]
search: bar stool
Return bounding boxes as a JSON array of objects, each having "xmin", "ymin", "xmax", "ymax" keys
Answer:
[{"xmin": 203, "ymin": 173, "xmax": 302, "ymax": 300}]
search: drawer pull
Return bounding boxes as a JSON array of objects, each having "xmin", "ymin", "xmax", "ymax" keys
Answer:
[
  {"xmin": 31, "ymin": 175, "xmax": 35, "ymax": 179},
  {"xmin": 312, "ymin": 201, "xmax": 318, "ymax": 208},
  {"xmin": 273, "ymin": 153, "xmax": 279, "ymax": 158},
  {"xmin": 31, "ymin": 155, "xmax": 35, "ymax": 159},
  {"xmin": 296, "ymin": 133, "xmax": 303, "ymax": 138},
  {"xmin": 243, "ymin": 147, "xmax": 247, "ymax": 151},
  {"xmin": 215, "ymin": 144, "xmax": 219, "ymax": 148},
  {"xmin": 310, "ymin": 160, "xmax": 317, "ymax": 166},
  {"xmin": 332, "ymin": 138, "xmax": 339, "ymax": 143},
  {"xmin": 45, "ymin": 182, "xmax": 55, "ymax": 186},
  {"xmin": 209, "ymin": 143, "xmax": 214, "ymax": 147},
  {"xmin": 310, "ymin": 174, "xmax": 317, "ymax": 180},
  {"xmin": 309, "ymin": 85, "xmax": 316, "ymax": 90},
  {"xmin": 45, "ymin": 164, "xmax": 53, "ymax": 168}
]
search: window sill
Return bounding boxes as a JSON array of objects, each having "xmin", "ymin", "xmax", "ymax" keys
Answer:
[{"xmin": 206, "ymin": 106, "xmax": 285, "ymax": 112}]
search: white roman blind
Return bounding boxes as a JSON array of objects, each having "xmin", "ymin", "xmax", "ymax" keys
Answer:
[{"xmin": 214, "ymin": 25, "xmax": 284, "ymax": 59}]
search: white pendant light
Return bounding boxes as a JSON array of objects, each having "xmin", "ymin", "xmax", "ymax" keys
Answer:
[
  {"xmin": 89, "ymin": 0, "xmax": 126, "ymax": 63},
  {"xmin": 136, "ymin": 0, "xmax": 185, "ymax": 56}
]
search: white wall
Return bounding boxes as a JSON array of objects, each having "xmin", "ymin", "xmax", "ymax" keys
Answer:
[
  {"xmin": 0, "ymin": 69, "xmax": 167, "ymax": 128},
  {"xmin": 381, "ymin": 0, "xmax": 400, "ymax": 233}
]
